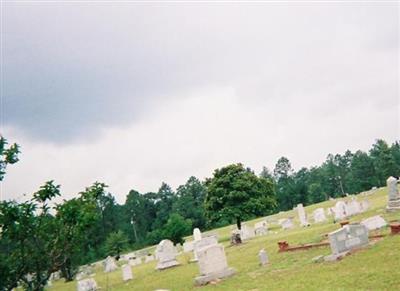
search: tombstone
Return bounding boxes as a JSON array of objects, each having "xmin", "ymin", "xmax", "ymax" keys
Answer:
[
  {"xmin": 346, "ymin": 199, "xmax": 362, "ymax": 216},
  {"xmin": 280, "ymin": 218, "xmax": 294, "ymax": 230},
  {"xmin": 104, "ymin": 256, "xmax": 118, "ymax": 273},
  {"xmin": 258, "ymin": 249, "xmax": 268, "ymax": 266},
  {"xmin": 122, "ymin": 264, "xmax": 133, "ymax": 281},
  {"xmin": 77, "ymin": 278, "xmax": 98, "ymax": 291},
  {"xmin": 145, "ymin": 254, "xmax": 155, "ymax": 263},
  {"xmin": 193, "ymin": 236, "xmax": 218, "ymax": 261},
  {"xmin": 50, "ymin": 271, "xmax": 61, "ymax": 281},
  {"xmin": 194, "ymin": 244, "xmax": 235, "ymax": 285},
  {"xmin": 361, "ymin": 215, "xmax": 387, "ymax": 231},
  {"xmin": 156, "ymin": 240, "xmax": 180, "ymax": 270},
  {"xmin": 326, "ymin": 223, "xmax": 369, "ymax": 260},
  {"xmin": 387, "ymin": 176, "xmax": 400, "ymax": 211},
  {"xmin": 240, "ymin": 223, "xmax": 255, "ymax": 240},
  {"xmin": 230, "ymin": 230, "xmax": 242, "ymax": 245},
  {"xmin": 297, "ymin": 204, "xmax": 309, "ymax": 226},
  {"xmin": 134, "ymin": 257, "xmax": 142, "ymax": 266},
  {"xmin": 313, "ymin": 208, "xmax": 327, "ymax": 223},
  {"xmin": 183, "ymin": 241, "xmax": 195, "ymax": 253},
  {"xmin": 360, "ymin": 200, "xmax": 370, "ymax": 212},
  {"xmin": 334, "ymin": 201, "xmax": 347, "ymax": 220},
  {"xmin": 326, "ymin": 207, "xmax": 334, "ymax": 216},
  {"xmin": 254, "ymin": 220, "xmax": 268, "ymax": 236},
  {"xmin": 193, "ymin": 228, "xmax": 202, "ymax": 242}
]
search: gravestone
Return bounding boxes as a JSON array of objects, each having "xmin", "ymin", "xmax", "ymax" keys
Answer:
[
  {"xmin": 77, "ymin": 278, "xmax": 98, "ymax": 291},
  {"xmin": 230, "ymin": 230, "xmax": 242, "ymax": 245},
  {"xmin": 145, "ymin": 254, "xmax": 155, "ymax": 263},
  {"xmin": 240, "ymin": 223, "xmax": 255, "ymax": 240},
  {"xmin": 193, "ymin": 228, "xmax": 202, "ymax": 241},
  {"xmin": 387, "ymin": 176, "xmax": 400, "ymax": 211},
  {"xmin": 346, "ymin": 199, "xmax": 362, "ymax": 216},
  {"xmin": 280, "ymin": 218, "xmax": 294, "ymax": 230},
  {"xmin": 326, "ymin": 223, "xmax": 369, "ymax": 260},
  {"xmin": 334, "ymin": 201, "xmax": 347, "ymax": 220},
  {"xmin": 297, "ymin": 203, "xmax": 309, "ymax": 226},
  {"xmin": 122, "ymin": 264, "xmax": 133, "ymax": 281},
  {"xmin": 156, "ymin": 239, "xmax": 180, "ymax": 270},
  {"xmin": 313, "ymin": 208, "xmax": 327, "ymax": 223},
  {"xmin": 361, "ymin": 215, "xmax": 387, "ymax": 231},
  {"xmin": 194, "ymin": 244, "xmax": 235, "ymax": 285},
  {"xmin": 104, "ymin": 256, "xmax": 118, "ymax": 273},
  {"xmin": 254, "ymin": 220, "xmax": 268, "ymax": 236},
  {"xmin": 193, "ymin": 236, "xmax": 218, "ymax": 261},
  {"xmin": 258, "ymin": 249, "xmax": 268, "ymax": 266},
  {"xmin": 183, "ymin": 241, "xmax": 195, "ymax": 253},
  {"xmin": 360, "ymin": 200, "xmax": 370, "ymax": 212}
]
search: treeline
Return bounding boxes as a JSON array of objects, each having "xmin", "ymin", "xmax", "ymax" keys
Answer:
[{"xmin": 1, "ymin": 138, "xmax": 399, "ymax": 290}]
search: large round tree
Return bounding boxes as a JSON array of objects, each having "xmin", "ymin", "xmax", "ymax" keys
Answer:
[{"xmin": 205, "ymin": 163, "xmax": 276, "ymax": 229}]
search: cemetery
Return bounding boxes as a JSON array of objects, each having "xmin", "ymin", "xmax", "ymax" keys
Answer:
[{"xmin": 49, "ymin": 181, "xmax": 400, "ymax": 290}]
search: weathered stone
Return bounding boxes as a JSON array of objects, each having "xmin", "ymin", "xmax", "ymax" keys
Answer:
[
  {"xmin": 145, "ymin": 254, "xmax": 155, "ymax": 263},
  {"xmin": 280, "ymin": 218, "xmax": 294, "ymax": 230},
  {"xmin": 194, "ymin": 244, "xmax": 235, "ymax": 285},
  {"xmin": 387, "ymin": 176, "xmax": 400, "ymax": 211},
  {"xmin": 193, "ymin": 228, "xmax": 202, "ymax": 241},
  {"xmin": 361, "ymin": 215, "xmax": 387, "ymax": 231},
  {"xmin": 193, "ymin": 236, "xmax": 218, "ymax": 261},
  {"xmin": 258, "ymin": 249, "xmax": 268, "ymax": 266},
  {"xmin": 313, "ymin": 208, "xmax": 327, "ymax": 223},
  {"xmin": 240, "ymin": 223, "xmax": 255, "ymax": 240},
  {"xmin": 297, "ymin": 203, "xmax": 309, "ymax": 226},
  {"xmin": 183, "ymin": 241, "xmax": 194, "ymax": 253},
  {"xmin": 254, "ymin": 220, "xmax": 268, "ymax": 236},
  {"xmin": 333, "ymin": 201, "xmax": 347, "ymax": 220},
  {"xmin": 103, "ymin": 256, "xmax": 118, "ymax": 273},
  {"xmin": 156, "ymin": 240, "xmax": 180, "ymax": 270},
  {"xmin": 77, "ymin": 278, "xmax": 98, "ymax": 291},
  {"xmin": 122, "ymin": 264, "xmax": 133, "ymax": 281}
]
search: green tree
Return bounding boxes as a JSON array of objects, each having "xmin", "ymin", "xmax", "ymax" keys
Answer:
[
  {"xmin": 105, "ymin": 230, "xmax": 129, "ymax": 259},
  {"xmin": 0, "ymin": 136, "xmax": 19, "ymax": 181},
  {"xmin": 205, "ymin": 163, "xmax": 276, "ymax": 229},
  {"xmin": 162, "ymin": 213, "xmax": 192, "ymax": 245},
  {"xmin": 370, "ymin": 139, "xmax": 398, "ymax": 185},
  {"xmin": 273, "ymin": 157, "xmax": 296, "ymax": 210}
]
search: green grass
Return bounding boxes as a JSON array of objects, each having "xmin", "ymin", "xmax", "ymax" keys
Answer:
[{"xmin": 51, "ymin": 187, "xmax": 400, "ymax": 291}]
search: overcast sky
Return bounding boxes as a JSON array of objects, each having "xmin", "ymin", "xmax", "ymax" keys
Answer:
[{"xmin": 1, "ymin": 2, "xmax": 399, "ymax": 203}]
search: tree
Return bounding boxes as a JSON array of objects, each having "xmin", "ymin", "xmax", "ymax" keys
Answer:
[
  {"xmin": 370, "ymin": 139, "xmax": 398, "ymax": 185},
  {"xmin": 205, "ymin": 163, "xmax": 276, "ymax": 229},
  {"xmin": 162, "ymin": 214, "xmax": 192, "ymax": 245},
  {"xmin": 105, "ymin": 230, "xmax": 129, "ymax": 259},
  {"xmin": 273, "ymin": 157, "xmax": 296, "ymax": 210},
  {"xmin": 0, "ymin": 136, "xmax": 19, "ymax": 181}
]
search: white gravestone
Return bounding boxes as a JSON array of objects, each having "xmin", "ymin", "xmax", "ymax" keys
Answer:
[
  {"xmin": 193, "ymin": 236, "xmax": 218, "ymax": 261},
  {"xmin": 193, "ymin": 228, "xmax": 202, "ymax": 241},
  {"xmin": 387, "ymin": 176, "xmax": 400, "ymax": 211},
  {"xmin": 313, "ymin": 208, "xmax": 327, "ymax": 223},
  {"xmin": 156, "ymin": 239, "xmax": 180, "ymax": 270},
  {"xmin": 183, "ymin": 241, "xmax": 195, "ymax": 253},
  {"xmin": 77, "ymin": 278, "xmax": 98, "ymax": 291},
  {"xmin": 194, "ymin": 244, "xmax": 235, "ymax": 285},
  {"xmin": 104, "ymin": 256, "xmax": 118, "ymax": 273},
  {"xmin": 254, "ymin": 220, "xmax": 268, "ymax": 236},
  {"xmin": 240, "ymin": 223, "xmax": 255, "ymax": 240},
  {"xmin": 258, "ymin": 249, "xmax": 268, "ymax": 266},
  {"xmin": 361, "ymin": 215, "xmax": 387, "ymax": 231},
  {"xmin": 334, "ymin": 201, "xmax": 347, "ymax": 220},
  {"xmin": 122, "ymin": 264, "xmax": 133, "ymax": 281},
  {"xmin": 297, "ymin": 204, "xmax": 309, "ymax": 226},
  {"xmin": 326, "ymin": 224, "xmax": 369, "ymax": 260},
  {"xmin": 280, "ymin": 218, "xmax": 294, "ymax": 230}
]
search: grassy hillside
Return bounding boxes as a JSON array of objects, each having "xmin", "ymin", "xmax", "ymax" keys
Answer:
[{"xmin": 51, "ymin": 186, "xmax": 400, "ymax": 291}]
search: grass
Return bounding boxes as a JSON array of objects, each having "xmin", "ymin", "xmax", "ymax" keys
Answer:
[{"xmin": 51, "ymin": 186, "xmax": 400, "ymax": 291}]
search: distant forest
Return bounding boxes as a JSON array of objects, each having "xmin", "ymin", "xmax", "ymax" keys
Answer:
[{"xmin": 1, "ymin": 138, "xmax": 399, "ymax": 289}]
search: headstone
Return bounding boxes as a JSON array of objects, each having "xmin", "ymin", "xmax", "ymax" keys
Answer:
[
  {"xmin": 193, "ymin": 236, "xmax": 218, "ymax": 261},
  {"xmin": 145, "ymin": 254, "xmax": 155, "ymax": 263},
  {"xmin": 258, "ymin": 249, "xmax": 268, "ymax": 266},
  {"xmin": 77, "ymin": 278, "xmax": 98, "ymax": 291},
  {"xmin": 194, "ymin": 244, "xmax": 235, "ymax": 285},
  {"xmin": 297, "ymin": 204, "xmax": 309, "ymax": 226},
  {"xmin": 326, "ymin": 223, "xmax": 369, "ymax": 260},
  {"xmin": 122, "ymin": 264, "xmax": 133, "ymax": 281},
  {"xmin": 334, "ymin": 201, "xmax": 347, "ymax": 220},
  {"xmin": 346, "ymin": 199, "xmax": 362, "ymax": 216},
  {"xmin": 183, "ymin": 241, "xmax": 195, "ymax": 253},
  {"xmin": 240, "ymin": 223, "xmax": 255, "ymax": 240},
  {"xmin": 156, "ymin": 240, "xmax": 180, "ymax": 270},
  {"xmin": 50, "ymin": 271, "xmax": 61, "ymax": 281},
  {"xmin": 254, "ymin": 220, "xmax": 268, "ymax": 236},
  {"xmin": 104, "ymin": 256, "xmax": 118, "ymax": 273},
  {"xmin": 193, "ymin": 228, "xmax": 202, "ymax": 241},
  {"xmin": 280, "ymin": 218, "xmax": 294, "ymax": 230},
  {"xmin": 361, "ymin": 215, "xmax": 387, "ymax": 231},
  {"xmin": 360, "ymin": 200, "xmax": 370, "ymax": 212},
  {"xmin": 313, "ymin": 208, "xmax": 327, "ymax": 223},
  {"xmin": 387, "ymin": 176, "xmax": 400, "ymax": 211},
  {"xmin": 230, "ymin": 230, "xmax": 242, "ymax": 245}
]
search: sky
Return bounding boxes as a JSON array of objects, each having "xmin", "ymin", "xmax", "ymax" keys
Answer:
[{"xmin": 1, "ymin": 2, "xmax": 399, "ymax": 203}]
